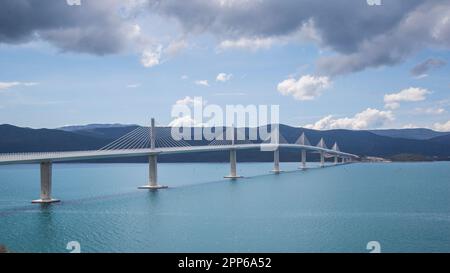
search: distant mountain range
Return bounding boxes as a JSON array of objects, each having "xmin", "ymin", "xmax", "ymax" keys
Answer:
[
  {"xmin": 59, "ymin": 123, "xmax": 138, "ymax": 132},
  {"xmin": 369, "ymin": 128, "xmax": 449, "ymax": 140},
  {"xmin": 1, "ymin": 123, "xmax": 450, "ymax": 162}
]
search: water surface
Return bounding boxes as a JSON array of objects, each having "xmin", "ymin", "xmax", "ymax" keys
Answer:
[{"xmin": 0, "ymin": 162, "xmax": 449, "ymax": 253}]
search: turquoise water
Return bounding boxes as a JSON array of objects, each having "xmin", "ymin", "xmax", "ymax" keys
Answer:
[{"xmin": 0, "ymin": 162, "xmax": 449, "ymax": 253}]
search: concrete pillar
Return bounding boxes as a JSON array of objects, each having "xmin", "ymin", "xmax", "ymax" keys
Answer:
[
  {"xmin": 149, "ymin": 154, "xmax": 157, "ymax": 186},
  {"xmin": 225, "ymin": 149, "xmax": 242, "ymax": 179},
  {"xmin": 271, "ymin": 148, "xmax": 282, "ymax": 174},
  {"xmin": 150, "ymin": 118, "xmax": 155, "ymax": 150},
  {"xmin": 301, "ymin": 149, "xmax": 306, "ymax": 170},
  {"xmin": 334, "ymin": 155, "xmax": 338, "ymax": 165},
  {"xmin": 320, "ymin": 151, "xmax": 325, "ymax": 168},
  {"xmin": 139, "ymin": 154, "xmax": 168, "ymax": 189},
  {"xmin": 32, "ymin": 161, "xmax": 60, "ymax": 203},
  {"xmin": 139, "ymin": 118, "xmax": 168, "ymax": 190}
]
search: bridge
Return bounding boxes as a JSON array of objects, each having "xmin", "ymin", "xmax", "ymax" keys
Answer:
[{"xmin": 0, "ymin": 118, "xmax": 359, "ymax": 204}]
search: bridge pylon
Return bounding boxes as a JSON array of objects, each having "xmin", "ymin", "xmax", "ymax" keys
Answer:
[
  {"xmin": 296, "ymin": 133, "xmax": 310, "ymax": 170},
  {"xmin": 271, "ymin": 147, "xmax": 282, "ymax": 174},
  {"xmin": 32, "ymin": 161, "xmax": 60, "ymax": 203},
  {"xmin": 301, "ymin": 149, "xmax": 307, "ymax": 170},
  {"xmin": 138, "ymin": 118, "xmax": 168, "ymax": 190},
  {"xmin": 224, "ymin": 127, "xmax": 243, "ymax": 179}
]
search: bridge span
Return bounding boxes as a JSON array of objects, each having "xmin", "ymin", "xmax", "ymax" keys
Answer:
[{"xmin": 0, "ymin": 118, "xmax": 359, "ymax": 203}]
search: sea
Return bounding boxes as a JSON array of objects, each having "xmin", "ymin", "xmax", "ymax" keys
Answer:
[{"xmin": 0, "ymin": 162, "xmax": 449, "ymax": 253}]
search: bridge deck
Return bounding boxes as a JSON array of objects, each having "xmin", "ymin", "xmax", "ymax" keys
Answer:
[{"xmin": 0, "ymin": 144, "xmax": 358, "ymax": 165}]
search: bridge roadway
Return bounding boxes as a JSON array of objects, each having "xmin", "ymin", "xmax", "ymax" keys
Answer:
[{"xmin": 0, "ymin": 143, "xmax": 358, "ymax": 165}]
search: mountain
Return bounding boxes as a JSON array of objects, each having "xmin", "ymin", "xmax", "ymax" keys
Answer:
[
  {"xmin": 59, "ymin": 123, "xmax": 138, "ymax": 132},
  {"xmin": 369, "ymin": 128, "xmax": 449, "ymax": 140},
  {"xmin": 1, "ymin": 123, "xmax": 450, "ymax": 162},
  {"xmin": 0, "ymin": 124, "xmax": 108, "ymax": 153},
  {"xmin": 61, "ymin": 125, "xmax": 140, "ymax": 140}
]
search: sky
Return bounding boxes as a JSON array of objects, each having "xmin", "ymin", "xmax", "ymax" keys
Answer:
[{"xmin": 0, "ymin": 0, "xmax": 449, "ymax": 131}]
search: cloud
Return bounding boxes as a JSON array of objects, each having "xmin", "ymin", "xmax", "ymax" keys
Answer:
[
  {"xmin": 316, "ymin": 1, "xmax": 450, "ymax": 76},
  {"xmin": 216, "ymin": 73, "xmax": 232, "ymax": 82},
  {"xmin": 410, "ymin": 58, "xmax": 446, "ymax": 78},
  {"xmin": 402, "ymin": 123, "xmax": 421, "ymax": 129},
  {"xmin": 181, "ymin": 75, "xmax": 189, "ymax": 80},
  {"xmin": 0, "ymin": 1, "xmax": 148, "ymax": 55},
  {"xmin": 0, "ymin": 81, "xmax": 39, "ymax": 90},
  {"xmin": 126, "ymin": 83, "xmax": 141, "ymax": 88},
  {"xmin": 168, "ymin": 115, "xmax": 202, "ymax": 127},
  {"xmin": 141, "ymin": 46, "xmax": 162, "ymax": 67},
  {"xmin": 2, "ymin": 1, "xmax": 449, "ymax": 76},
  {"xmin": 434, "ymin": 120, "xmax": 450, "ymax": 132},
  {"xmin": 149, "ymin": 0, "xmax": 450, "ymax": 76},
  {"xmin": 164, "ymin": 39, "xmax": 188, "ymax": 56},
  {"xmin": 218, "ymin": 37, "xmax": 276, "ymax": 50},
  {"xmin": 2, "ymin": 0, "xmax": 448, "ymax": 77},
  {"xmin": 305, "ymin": 108, "xmax": 394, "ymax": 130},
  {"xmin": 175, "ymin": 96, "xmax": 206, "ymax": 107},
  {"xmin": 170, "ymin": 96, "xmax": 206, "ymax": 127},
  {"xmin": 384, "ymin": 87, "xmax": 430, "ymax": 109},
  {"xmin": 277, "ymin": 74, "xmax": 330, "ymax": 101},
  {"xmin": 195, "ymin": 80, "xmax": 209, "ymax": 87},
  {"xmin": 414, "ymin": 107, "xmax": 446, "ymax": 115}
]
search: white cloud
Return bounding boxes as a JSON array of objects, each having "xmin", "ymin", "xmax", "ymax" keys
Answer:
[
  {"xmin": 175, "ymin": 96, "xmax": 206, "ymax": 107},
  {"xmin": 22, "ymin": 82, "xmax": 39, "ymax": 87},
  {"xmin": 168, "ymin": 115, "xmax": 202, "ymax": 127},
  {"xmin": 277, "ymin": 74, "xmax": 330, "ymax": 101},
  {"xmin": 195, "ymin": 80, "xmax": 209, "ymax": 87},
  {"xmin": 305, "ymin": 108, "xmax": 394, "ymax": 130},
  {"xmin": 434, "ymin": 120, "xmax": 450, "ymax": 132},
  {"xmin": 165, "ymin": 39, "xmax": 188, "ymax": 56},
  {"xmin": 216, "ymin": 20, "xmax": 320, "ymax": 52},
  {"xmin": 126, "ymin": 83, "xmax": 141, "ymax": 88},
  {"xmin": 0, "ymin": 81, "xmax": 39, "ymax": 90},
  {"xmin": 218, "ymin": 37, "xmax": 276, "ymax": 51},
  {"xmin": 402, "ymin": 124, "xmax": 421, "ymax": 129},
  {"xmin": 0, "ymin": 82, "xmax": 20, "ymax": 90},
  {"xmin": 384, "ymin": 87, "xmax": 430, "ymax": 109},
  {"xmin": 140, "ymin": 46, "xmax": 162, "ymax": 68},
  {"xmin": 414, "ymin": 107, "xmax": 446, "ymax": 115},
  {"xmin": 181, "ymin": 75, "xmax": 189, "ymax": 80},
  {"xmin": 216, "ymin": 73, "xmax": 232, "ymax": 82}
]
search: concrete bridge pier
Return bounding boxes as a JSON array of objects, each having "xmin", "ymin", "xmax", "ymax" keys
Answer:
[
  {"xmin": 225, "ymin": 149, "xmax": 242, "ymax": 179},
  {"xmin": 139, "ymin": 154, "xmax": 168, "ymax": 190},
  {"xmin": 334, "ymin": 155, "xmax": 338, "ymax": 165},
  {"xmin": 320, "ymin": 151, "xmax": 325, "ymax": 168},
  {"xmin": 300, "ymin": 149, "xmax": 307, "ymax": 170},
  {"xmin": 271, "ymin": 148, "xmax": 282, "ymax": 174},
  {"xmin": 139, "ymin": 118, "xmax": 168, "ymax": 190},
  {"xmin": 32, "ymin": 161, "xmax": 60, "ymax": 203}
]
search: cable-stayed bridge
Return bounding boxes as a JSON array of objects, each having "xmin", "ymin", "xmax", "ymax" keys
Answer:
[{"xmin": 0, "ymin": 118, "xmax": 359, "ymax": 203}]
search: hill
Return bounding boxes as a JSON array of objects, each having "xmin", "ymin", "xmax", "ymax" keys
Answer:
[{"xmin": 368, "ymin": 128, "xmax": 449, "ymax": 140}]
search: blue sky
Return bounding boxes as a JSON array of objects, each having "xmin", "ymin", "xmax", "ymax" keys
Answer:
[{"xmin": 0, "ymin": 0, "xmax": 449, "ymax": 130}]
